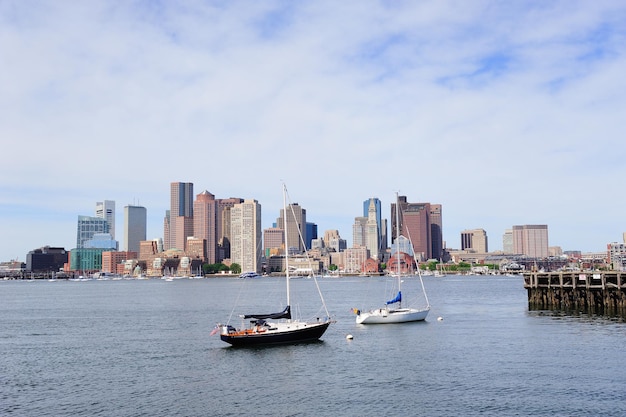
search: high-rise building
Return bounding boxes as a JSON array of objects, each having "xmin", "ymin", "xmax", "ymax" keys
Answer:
[
  {"xmin": 263, "ymin": 227, "xmax": 284, "ymax": 257},
  {"xmin": 165, "ymin": 182, "xmax": 194, "ymax": 250},
  {"xmin": 365, "ymin": 199, "xmax": 381, "ymax": 260},
  {"xmin": 503, "ymin": 229, "xmax": 514, "ymax": 254},
  {"xmin": 430, "ymin": 204, "xmax": 444, "ymax": 260},
  {"xmin": 277, "ymin": 203, "xmax": 306, "ymax": 254},
  {"xmin": 363, "ymin": 197, "xmax": 387, "ymax": 251},
  {"xmin": 512, "ymin": 225, "xmax": 549, "ymax": 258},
  {"xmin": 305, "ymin": 222, "xmax": 318, "ymax": 250},
  {"xmin": 124, "ymin": 205, "xmax": 147, "ymax": 254},
  {"xmin": 231, "ymin": 199, "xmax": 262, "ymax": 273},
  {"xmin": 76, "ymin": 215, "xmax": 109, "ymax": 249},
  {"xmin": 352, "ymin": 217, "xmax": 367, "ymax": 248},
  {"xmin": 217, "ymin": 198, "xmax": 244, "ymax": 262},
  {"xmin": 193, "ymin": 190, "xmax": 218, "ymax": 263},
  {"xmin": 461, "ymin": 229, "xmax": 488, "ymax": 253},
  {"xmin": 391, "ymin": 195, "xmax": 442, "ymax": 262},
  {"xmin": 95, "ymin": 200, "xmax": 115, "ymax": 239}
]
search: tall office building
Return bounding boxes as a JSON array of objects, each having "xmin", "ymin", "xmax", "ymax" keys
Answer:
[
  {"xmin": 76, "ymin": 215, "xmax": 110, "ymax": 249},
  {"xmin": 277, "ymin": 203, "xmax": 306, "ymax": 254},
  {"xmin": 217, "ymin": 197, "xmax": 244, "ymax": 262},
  {"xmin": 231, "ymin": 199, "xmax": 262, "ymax": 273},
  {"xmin": 263, "ymin": 227, "xmax": 284, "ymax": 256},
  {"xmin": 164, "ymin": 182, "xmax": 194, "ymax": 250},
  {"xmin": 366, "ymin": 199, "xmax": 381, "ymax": 260},
  {"xmin": 430, "ymin": 204, "xmax": 444, "ymax": 260},
  {"xmin": 503, "ymin": 229, "xmax": 513, "ymax": 254},
  {"xmin": 461, "ymin": 229, "xmax": 488, "ymax": 253},
  {"xmin": 352, "ymin": 217, "xmax": 367, "ymax": 248},
  {"xmin": 193, "ymin": 190, "xmax": 217, "ymax": 263},
  {"xmin": 512, "ymin": 225, "xmax": 549, "ymax": 258},
  {"xmin": 95, "ymin": 200, "xmax": 115, "ymax": 239},
  {"xmin": 363, "ymin": 197, "xmax": 387, "ymax": 251},
  {"xmin": 391, "ymin": 196, "xmax": 441, "ymax": 262},
  {"xmin": 124, "ymin": 205, "xmax": 147, "ymax": 254}
]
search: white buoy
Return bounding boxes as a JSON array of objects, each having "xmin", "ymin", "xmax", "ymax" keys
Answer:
[
  {"xmin": 346, "ymin": 334, "xmax": 354, "ymax": 340},
  {"xmin": 437, "ymin": 316, "xmax": 443, "ymax": 321}
]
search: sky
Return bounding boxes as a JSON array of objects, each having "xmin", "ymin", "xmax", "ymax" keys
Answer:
[{"xmin": 1, "ymin": 0, "xmax": 626, "ymax": 262}]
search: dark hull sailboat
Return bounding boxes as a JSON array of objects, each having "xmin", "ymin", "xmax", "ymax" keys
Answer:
[{"xmin": 215, "ymin": 183, "xmax": 333, "ymax": 347}]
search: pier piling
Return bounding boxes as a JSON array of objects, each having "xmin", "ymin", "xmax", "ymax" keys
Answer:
[{"xmin": 524, "ymin": 271, "xmax": 626, "ymax": 316}]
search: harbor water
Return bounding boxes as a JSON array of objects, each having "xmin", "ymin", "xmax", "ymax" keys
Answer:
[{"xmin": 1, "ymin": 275, "xmax": 625, "ymax": 416}]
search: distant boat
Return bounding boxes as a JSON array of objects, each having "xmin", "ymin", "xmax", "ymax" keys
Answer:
[
  {"xmin": 215, "ymin": 182, "xmax": 334, "ymax": 346},
  {"xmin": 434, "ymin": 260, "xmax": 447, "ymax": 278},
  {"xmin": 238, "ymin": 271, "xmax": 261, "ymax": 279},
  {"xmin": 354, "ymin": 192, "xmax": 430, "ymax": 324}
]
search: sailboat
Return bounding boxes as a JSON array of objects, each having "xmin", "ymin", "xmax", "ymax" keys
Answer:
[
  {"xmin": 434, "ymin": 259, "xmax": 447, "ymax": 278},
  {"xmin": 354, "ymin": 192, "xmax": 430, "ymax": 324},
  {"xmin": 215, "ymin": 183, "xmax": 333, "ymax": 346}
]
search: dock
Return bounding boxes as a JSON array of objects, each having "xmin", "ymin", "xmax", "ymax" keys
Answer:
[{"xmin": 523, "ymin": 271, "xmax": 626, "ymax": 316}]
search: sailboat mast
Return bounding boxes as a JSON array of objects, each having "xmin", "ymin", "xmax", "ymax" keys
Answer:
[
  {"xmin": 395, "ymin": 191, "xmax": 401, "ymax": 306},
  {"xmin": 283, "ymin": 183, "xmax": 290, "ymax": 307}
]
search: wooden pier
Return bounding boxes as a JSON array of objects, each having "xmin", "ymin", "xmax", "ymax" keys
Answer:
[{"xmin": 524, "ymin": 271, "xmax": 626, "ymax": 316}]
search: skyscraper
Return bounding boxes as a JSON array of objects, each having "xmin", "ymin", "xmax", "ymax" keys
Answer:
[
  {"xmin": 513, "ymin": 225, "xmax": 548, "ymax": 258},
  {"xmin": 391, "ymin": 195, "xmax": 442, "ymax": 262},
  {"xmin": 193, "ymin": 190, "xmax": 217, "ymax": 263},
  {"xmin": 76, "ymin": 215, "xmax": 109, "ymax": 249},
  {"xmin": 461, "ymin": 229, "xmax": 488, "ymax": 253},
  {"xmin": 124, "ymin": 205, "xmax": 147, "ymax": 254},
  {"xmin": 231, "ymin": 199, "xmax": 262, "ymax": 273},
  {"xmin": 95, "ymin": 200, "xmax": 115, "ymax": 239},
  {"xmin": 277, "ymin": 203, "xmax": 306, "ymax": 254},
  {"xmin": 165, "ymin": 182, "xmax": 194, "ymax": 250},
  {"xmin": 365, "ymin": 198, "xmax": 381, "ymax": 260}
]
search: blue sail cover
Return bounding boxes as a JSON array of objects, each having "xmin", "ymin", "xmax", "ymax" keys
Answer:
[{"xmin": 386, "ymin": 291, "xmax": 402, "ymax": 305}]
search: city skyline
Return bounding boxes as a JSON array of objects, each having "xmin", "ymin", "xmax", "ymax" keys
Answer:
[
  {"xmin": 5, "ymin": 185, "xmax": 622, "ymax": 264},
  {"xmin": 2, "ymin": 2, "xmax": 626, "ymax": 261}
]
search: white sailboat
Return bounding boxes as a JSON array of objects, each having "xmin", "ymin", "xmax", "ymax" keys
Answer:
[
  {"xmin": 434, "ymin": 260, "xmax": 447, "ymax": 278},
  {"xmin": 354, "ymin": 192, "xmax": 430, "ymax": 324},
  {"xmin": 215, "ymin": 182, "xmax": 334, "ymax": 346}
]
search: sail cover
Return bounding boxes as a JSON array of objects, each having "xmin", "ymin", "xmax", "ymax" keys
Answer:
[
  {"xmin": 243, "ymin": 305, "xmax": 291, "ymax": 320},
  {"xmin": 386, "ymin": 291, "xmax": 402, "ymax": 305}
]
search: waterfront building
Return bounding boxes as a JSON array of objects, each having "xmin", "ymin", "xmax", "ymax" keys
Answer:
[
  {"xmin": 186, "ymin": 237, "xmax": 207, "ymax": 263},
  {"xmin": 263, "ymin": 227, "xmax": 284, "ymax": 257},
  {"xmin": 102, "ymin": 251, "xmax": 137, "ymax": 274},
  {"xmin": 461, "ymin": 229, "xmax": 488, "ymax": 253},
  {"xmin": 193, "ymin": 190, "xmax": 218, "ymax": 263},
  {"xmin": 76, "ymin": 215, "xmax": 110, "ymax": 249},
  {"xmin": 277, "ymin": 202, "xmax": 306, "ymax": 254},
  {"xmin": 512, "ymin": 225, "xmax": 549, "ymax": 258},
  {"xmin": 123, "ymin": 205, "xmax": 147, "ymax": 254},
  {"xmin": 607, "ymin": 242, "xmax": 626, "ymax": 271},
  {"xmin": 231, "ymin": 199, "xmax": 262, "ymax": 273},
  {"xmin": 344, "ymin": 246, "xmax": 369, "ymax": 273},
  {"xmin": 164, "ymin": 182, "xmax": 194, "ymax": 250},
  {"xmin": 95, "ymin": 200, "xmax": 115, "ymax": 239},
  {"xmin": 26, "ymin": 246, "xmax": 68, "ymax": 272},
  {"xmin": 69, "ymin": 248, "xmax": 107, "ymax": 273}
]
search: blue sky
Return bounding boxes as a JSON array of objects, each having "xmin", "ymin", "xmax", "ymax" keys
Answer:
[{"xmin": 1, "ymin": 1, "xmax": 626, "ymax": 261}]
